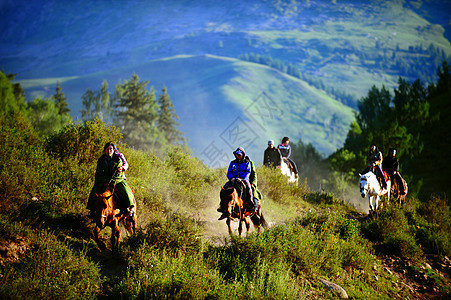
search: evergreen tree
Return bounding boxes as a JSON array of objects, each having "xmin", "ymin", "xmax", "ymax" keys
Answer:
[
  {"xmin": 53, "ymin": 82, "xmax": 71, "ymax": 115},
  {"xmin": 157, "ymin": 86, "xmax": 182, "ymax": 145},
  {"xmin": 114, "ymin": 73, "xmax": 159, "ymax": 150},
  {"xmin": 80, "ymin": 80, "xmax": 113, "ymax": 123}
]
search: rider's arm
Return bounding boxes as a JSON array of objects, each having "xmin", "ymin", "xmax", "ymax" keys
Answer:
[
  {"xmin": 115, "ymin": 151, "xmax": 129, "ymax": 171},
  {"xmin": 241, "ymin": 162, "xmax": 251, "ymax": 181},
  {"xmin": 226, "ymin": 162, "xmax": 234, "ymax": 180}
]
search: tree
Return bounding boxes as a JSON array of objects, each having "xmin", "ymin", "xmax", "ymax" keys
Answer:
[
  {"xmin": 53, "ymin": 82, "xmax": 71, "ymax": 115},
  {"xmin": 157, "ymin": 86, "xmax": 182, "ymax": 145},
  {"xmin": 28, "ymin": 97, "xmax": 69, "ymax": 135},
  {"xmin": 80, "ymin": 80, "xmax": 114, "ymax": 123},
  {"xmin": 0, "ymin": 71, "xmax": 27, "ymax": 119},
  {"xmin": 114, "ymin": 73, "xmax": 159, "ymax": 150}
]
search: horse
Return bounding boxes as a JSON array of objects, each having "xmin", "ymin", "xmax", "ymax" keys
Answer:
[
  {"xmin": 219, "ymin": 178, "xmax": 267, "ymax": 236},
  {"xmin": 359, "ymin": 171, "xmax": 391, "ymax": 213},
  {"xmin": 281, "ymin": 159, "xmax": 298, "ymax": 184},
  {"xmin": 390, "ymin": 174, "xmax": 408, "ymax": 205},
  {"xmin": 93, "ymin": 186, "xmax": 137, "ymax": 251}
]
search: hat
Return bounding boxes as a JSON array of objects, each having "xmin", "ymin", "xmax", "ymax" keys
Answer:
[
  {"xmin": 268, "ymin": 140, "xmax": 274, "ymax": 145},
  {"xmin": 235, "ymin": 150, "xmax": 243, "ymax": 155}
]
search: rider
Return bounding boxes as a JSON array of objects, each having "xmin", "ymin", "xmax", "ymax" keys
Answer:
[
  {"xmin": 363, "ymin": 143, "xmax": 387, "ymax": 189},
  {"xmin": 87, "ymin": 142, "xmax": 135, "ymax": 219},
  {"xmin": 218, "ymin": 147, "xmax": 254, "ymax": 220},
  {"xmin": 263, "ymin": 140, "xmax": 282, "ymax": 168},
  {"xmin": 382, "ymin": 147, "xmax": 405, "ymax": 194},
  {"xmin": 278, "ymin": 137, "xmax": 298, "ymax": 178}
]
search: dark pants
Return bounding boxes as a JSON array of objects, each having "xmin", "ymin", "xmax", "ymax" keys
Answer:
[
  {"xmin": 285, "ymin": 158, "xmax": 298, "ymax": 175},
  {"xmin": 363, "ymin": 165, "xmax": 387, "ymax": 188}
]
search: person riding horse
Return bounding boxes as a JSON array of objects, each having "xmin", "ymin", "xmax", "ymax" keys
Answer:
[
  {"xmin": 362, "ymin": 143, "xmax": 387, "ymax": 190},
  {"xmin": 382, "ymin": 147, "xmax": 406, "ymax": 195},
  {"xmin": 218, "ymin": 147, "xmax": 257, "ymax": 220},
  {"xmin": 278, "ymin": 137, "xmax": 299, "ymax": 179},
  {"xmin": 87, "ymin": 142, "xmax": 135, "ymax": 220},
  {"xmin": 263, "ymin": 140, "xmax": 282, "ymax": 168}
]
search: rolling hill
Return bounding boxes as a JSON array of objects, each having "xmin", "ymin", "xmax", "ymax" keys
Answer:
[{"xmin": 1, "ymin": 0, "xmax": 451, "ymax": 164}]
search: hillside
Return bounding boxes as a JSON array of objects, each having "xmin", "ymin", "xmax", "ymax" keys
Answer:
[
  {"xmin": 1, "ymin": 0, "xmax": 451, "ymax": 161},
  {"xmin": 20, "ymin": 55, "xmax": 355, "ymax": 162}
]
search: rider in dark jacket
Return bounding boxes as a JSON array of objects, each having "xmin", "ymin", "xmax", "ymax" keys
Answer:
[
  {"xmin": 263, "ymin": 140, "xmax": 282, "ymax": 168},
  {"xmin": 382, "ymin": 148, "xmax": 405, "ymax": 194},
  {"xmin": 87, "ymin": 142, "xmax": 135, "ymax": 219}
]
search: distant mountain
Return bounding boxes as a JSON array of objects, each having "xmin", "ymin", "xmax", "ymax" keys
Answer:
[{"xmin": 1, "ymin": 0, "xmax": 450, "ymax": 164}]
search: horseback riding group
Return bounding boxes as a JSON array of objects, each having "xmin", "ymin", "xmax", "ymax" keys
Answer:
[
  {"xmin": 86, "ymin": 138, "xmax": 407, "ymax": 246},
  {"xmin": 360, "ymin": 143, "xmax": 408, "ymax": 212}
]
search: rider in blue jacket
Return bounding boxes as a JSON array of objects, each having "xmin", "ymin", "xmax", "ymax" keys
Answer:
[{"xmin": 218, "ymin": 147, "xmax": 255, "ymax": 220}]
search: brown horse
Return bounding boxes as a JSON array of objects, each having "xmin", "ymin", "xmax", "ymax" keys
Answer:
[
  {"xmin": 219, "ymin": 179, "xmax": 267, "ymax": 236},
  {"xmin": 390, "ymin": 174, "xmax": 408, "ymax": 206},
  {"xmin": 93, "ymin": 186, "xmax": 137, "ymax": 251}
]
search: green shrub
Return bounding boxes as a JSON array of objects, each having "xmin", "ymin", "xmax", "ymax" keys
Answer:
[{"xmin": 0, "ymin": 231, "xmax": 100, "ymax": 300}]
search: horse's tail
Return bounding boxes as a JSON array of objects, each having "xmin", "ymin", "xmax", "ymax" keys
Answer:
[{"xmin": 251, "ymin": 213, "xmax": 268, "ymax": 229}]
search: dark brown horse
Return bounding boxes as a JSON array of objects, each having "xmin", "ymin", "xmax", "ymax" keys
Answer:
[
  {"xmin": 219, "ymin": 179, "xmax": 267, "ymax": 236},
  {"xmin": 93, "ymin": 186, "xmax": 137, "ymax": 251},
  {"xmin": 390, "ymin": 174, "xmax": 408, "ymax": 206}
]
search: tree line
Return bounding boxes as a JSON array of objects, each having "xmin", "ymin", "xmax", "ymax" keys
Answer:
[{"xmin": 1, "ymin": 72, "xmax": 183, "ymax": 153}]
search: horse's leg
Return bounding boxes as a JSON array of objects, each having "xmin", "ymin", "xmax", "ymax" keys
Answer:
[
  {"xmin": 238, "ymin": 219, "xmax": 243, "ymax": 237},
  {"xmin": 93, "ymin": 227, "xmax": 106, "ymax": 251},
  {"xmin": 226, "ymin": 218, "xmax": 233, "ymax": 235},
  {"xmin": 375, "ymin": 195, "xmax": 380, "ymax": 210},
  {"xmin": 368, "ymin": 195, "xmax": 373, "ymax": 212},
  {"xmin": 111, "ymin": 221, "xmax": 121, "ymax": 251},
  {"xmin": 244, "ymin": 217, "xmax": 251, "ymax": 236}
]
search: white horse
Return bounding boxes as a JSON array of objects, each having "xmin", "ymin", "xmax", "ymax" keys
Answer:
[
  {"xmin": 281, "ymin": 160, "xmax": 298, "ymax": 184},
  {"xmin": 359, "ymin": 171, "xmax": 390, "ymax": 212}
]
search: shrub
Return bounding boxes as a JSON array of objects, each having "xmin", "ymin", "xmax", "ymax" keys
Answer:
[{"xmin": 0, "ymin": 231, "xmax": 100, "ymax": 300}]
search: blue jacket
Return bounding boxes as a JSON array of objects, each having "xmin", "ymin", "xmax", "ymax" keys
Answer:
[{"xmin": 227, "ymin": 147, "xmax": 251, "ymax": 181}]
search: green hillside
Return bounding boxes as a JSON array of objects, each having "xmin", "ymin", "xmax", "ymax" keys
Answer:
[{"xmin": 20, "ymin": 55, "xmax": 354, "ymax": 162}]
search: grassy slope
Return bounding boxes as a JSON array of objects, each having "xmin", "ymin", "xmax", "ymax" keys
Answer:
[{"xmin": 21, "ymin": 55, "xmax": 354, "ymax": 162}]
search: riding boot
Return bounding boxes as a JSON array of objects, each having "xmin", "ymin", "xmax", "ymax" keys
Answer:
[{"xmin": 218, "ymin": 213, "xmax": 228, "ymax": 220}]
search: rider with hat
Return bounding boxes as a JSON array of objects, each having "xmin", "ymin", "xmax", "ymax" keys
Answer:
[
  {"xmin": 263, "ymin": 140, "xmax": 282, "ymax": 168},
  {"xmin": 218, "ymin": 147, "xmax": 255, "ymax": 220}
]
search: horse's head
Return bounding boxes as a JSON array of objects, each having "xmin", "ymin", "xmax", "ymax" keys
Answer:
[
  {"xmin": 94, "ymin": 189, "xmax": 113, "ymax": 228},
  {"xmin": 359, "ymin": 173, "xmax": 369, "ymax": 198}
]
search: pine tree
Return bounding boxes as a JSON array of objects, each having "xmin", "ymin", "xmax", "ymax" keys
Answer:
[
  {"xmin": 157, "ymin": 86, "xmax": 182, "ymax": 145},
  {"xmin": 114, "ymin": 73, "xmax": 159, "ymax": 150},
  {"xmin": 53, "ymin": 82, "xmax": 71, "ymax": 115}
]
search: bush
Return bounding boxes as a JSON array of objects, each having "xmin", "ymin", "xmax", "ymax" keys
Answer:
[{"xmin": 0, "ymin": 231, "xmax": 100, "ymax": 300}]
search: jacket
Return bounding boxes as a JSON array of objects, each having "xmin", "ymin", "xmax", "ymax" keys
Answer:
[
  {"xmin": 278, "ymin": 143, "xmax": 291, "ymax": 158},
  {"xmin": 263, "ymin": 147, "xmax": 282, "ymax": 167},
  {"xmin": 227, "ymin": 148, "xmax": 251, "ymax": 181}
]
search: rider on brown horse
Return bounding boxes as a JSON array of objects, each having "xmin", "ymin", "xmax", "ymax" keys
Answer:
[
  {"xmin": 382, "ymin": 147, "xmax": 406, "ymax": 195},
  {"xmin": 87, "ymin": 142, "xmax": 135, "ymax": 220},
  {"xmin": 218, "ymin": 147, "xmax": 257, "ymax": 220}
]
